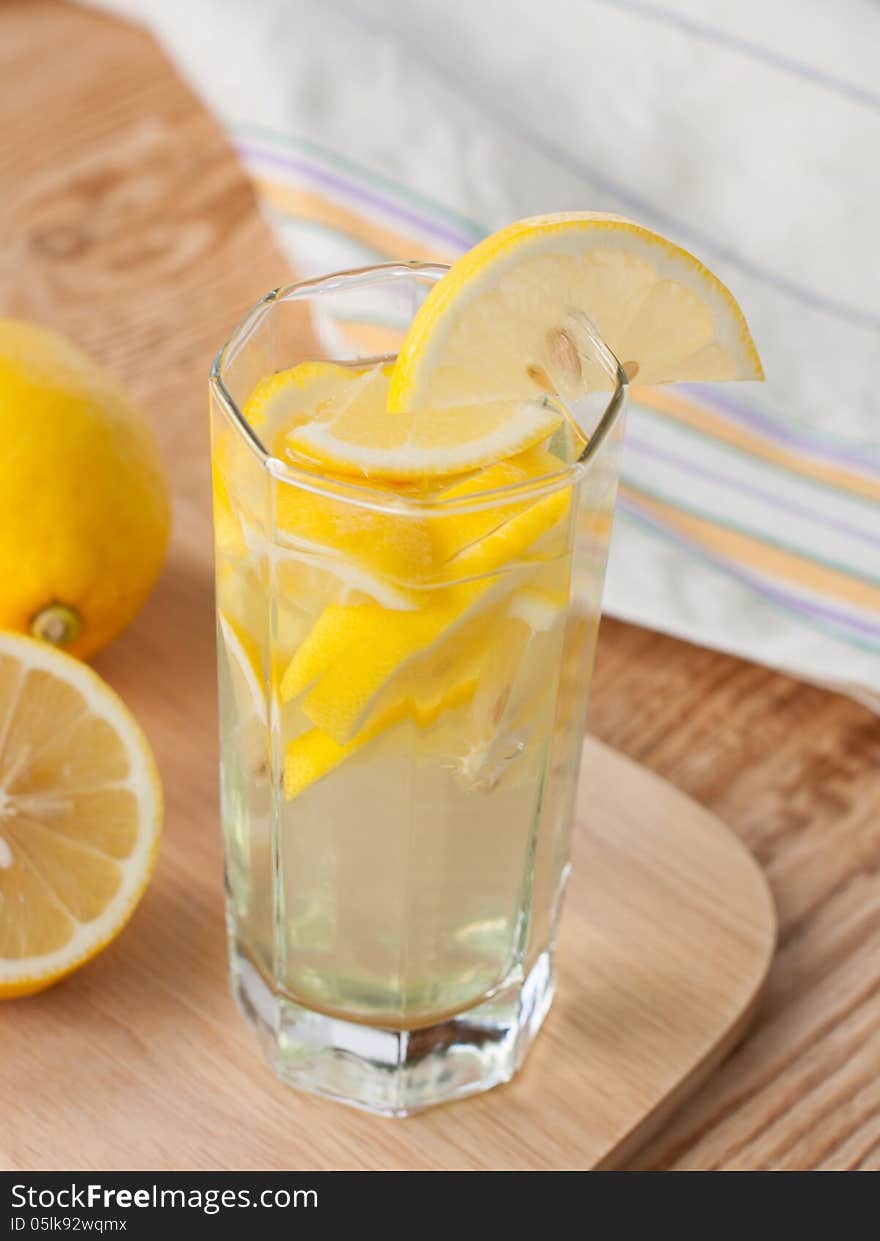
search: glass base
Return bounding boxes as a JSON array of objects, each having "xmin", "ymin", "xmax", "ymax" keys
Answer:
[{"xmin": 229, "ymin": 947, "xmax": 555, "ymax": 1117}]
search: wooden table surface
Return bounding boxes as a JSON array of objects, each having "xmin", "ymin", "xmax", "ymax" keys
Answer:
[{"xmin": 2, "ymin": 0, "xmax": 879, "ymax": 1172}]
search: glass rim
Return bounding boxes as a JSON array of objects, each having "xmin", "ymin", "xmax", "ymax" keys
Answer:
[{"xmin": 210, "ymin": 261, "xmax": 628, "ymax": 516}]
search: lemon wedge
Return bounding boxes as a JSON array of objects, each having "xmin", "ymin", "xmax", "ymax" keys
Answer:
[
  {"xmin": 283, "ymin": 672, "xmax": 481, "ymax": 801},
  {"xmin": 0, "ymin": 633, "xmax": 162, "ymax": 997},
  {"xmin": 282, "ymin": 607, "xmax": 496, "ymax": 801},
  {"xmin": 280, "ymin": 475, "xmax": 572, "ymax": 743},
  {"xmin": 281, "ymin": 583, "xmax": 565, "ymax": 800},
  {"xmin": 388, "ymin": 212, "xmax": 763, "ymax": 410}
]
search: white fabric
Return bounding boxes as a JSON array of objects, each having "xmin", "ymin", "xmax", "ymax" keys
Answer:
[{"xmin": 85, "ymin": 0, "xmax": 880, "ymax": 702}]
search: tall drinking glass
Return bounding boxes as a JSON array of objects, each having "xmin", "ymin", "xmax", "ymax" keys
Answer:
[{"xmin": 210, "ymin": 263, "xmax": 627, "ymax": 1114}]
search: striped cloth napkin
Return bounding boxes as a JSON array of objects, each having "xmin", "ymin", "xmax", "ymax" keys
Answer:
[{"xmin": 92, "ymin": 0, "xmax": 880, "ymax": 707}]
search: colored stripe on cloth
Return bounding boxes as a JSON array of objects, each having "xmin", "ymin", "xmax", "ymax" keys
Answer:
[{"xmin": 229, "ymin": 119, "xmax": 880, "ymax": 688}]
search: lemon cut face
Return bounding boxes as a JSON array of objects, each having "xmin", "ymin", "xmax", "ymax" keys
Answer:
[
  {"xmin": 253, "ymin": 359, "xmax": 563, "ymax": 482},
  {"xmin": 388, "ymin": 212, "xmax": 763, "ymax": 410},
  {"xmin": 0, "ymin": 633, "xmax": 162, "ymax": 997}
]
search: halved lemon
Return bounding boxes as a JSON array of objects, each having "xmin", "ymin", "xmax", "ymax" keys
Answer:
[
  {"xmin": 388, "ymin": 212, "xmax": 763, "ymax": 410},
  {"xmin": 0, "ymin": 633, "xmax": 162, "ymax": 997}
]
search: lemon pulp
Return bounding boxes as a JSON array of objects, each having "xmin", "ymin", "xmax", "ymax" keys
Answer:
[{"xmin": 0, "ymin": 634, "xmax": 162, "ymax": 997}]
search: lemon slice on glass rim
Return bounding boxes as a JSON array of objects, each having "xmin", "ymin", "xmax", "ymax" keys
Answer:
[
  {"xmin": 242, "ymin": 211, "xmax": 764, "ymax": 798},
  {"xmin": 388, "ymin": 211, "xmax": 763, "ymax": 411},
  {"xmin": 0, "ymin": 633, "xmax": 162, "ymax": 997},
  {"xmin": 270, "ymin": 212, "xmax": 761, "ymax": 481}
]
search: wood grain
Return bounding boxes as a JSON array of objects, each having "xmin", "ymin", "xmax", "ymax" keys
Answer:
[
  {"xmin": 0, "ymin": 714, "xmax": 775, "ymax": 1172},
  {"xmin": 2, "ymin": 0, "xmax": 879, "ymax": 1171}
]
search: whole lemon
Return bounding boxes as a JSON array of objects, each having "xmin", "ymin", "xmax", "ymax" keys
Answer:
[{"xmin": 0, "ymin": 321, "xmax": 170, "ymax": 659}]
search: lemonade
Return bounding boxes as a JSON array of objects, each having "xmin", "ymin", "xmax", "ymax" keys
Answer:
[
  {"xmin": 210, "ymin": 216, "xmax": 761, "ymax": 1113},
  {"xmin": 215, "ymin": 366, "xmax": 604, "ymax": 1029}
]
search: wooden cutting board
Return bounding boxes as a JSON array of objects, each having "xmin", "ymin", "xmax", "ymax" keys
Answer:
[
  {"xmin": 2, "ymin": 737, "xmax": 775, "ymax": 1172},
  {"xmin": 0, "ymin": 0, "xmax": 776, "ymax": 1171}
]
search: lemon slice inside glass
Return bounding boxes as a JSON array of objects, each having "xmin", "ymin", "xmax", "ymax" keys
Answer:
[{"xmin": 277, "ymin": 358, "xmax": 563, "ymax": 481}]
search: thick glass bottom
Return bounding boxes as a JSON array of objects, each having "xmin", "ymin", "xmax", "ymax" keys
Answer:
[{"xmin": 230, "ymin": 944, "xmax": 555, "ymax": 1116}]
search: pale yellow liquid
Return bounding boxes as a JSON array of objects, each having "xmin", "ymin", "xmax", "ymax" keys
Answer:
[
  {"xmin": 215, "ymin": 381, "xmax": 606, "ymax": 1030},
  {"xmin": 217, "ymin": 554, "xmax": 599, "ymax": 1028}
]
